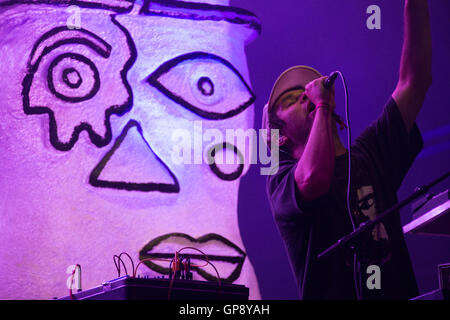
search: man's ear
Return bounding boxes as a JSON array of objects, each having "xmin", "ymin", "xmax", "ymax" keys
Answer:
[{"xmin": 279, "ymin": 135, "xmax": 288, "ymax": 146}]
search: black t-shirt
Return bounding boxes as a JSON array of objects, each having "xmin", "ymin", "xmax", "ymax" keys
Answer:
[{"xmin": 266, "ymin": 98, "xmax": 423, "ymax": 300}]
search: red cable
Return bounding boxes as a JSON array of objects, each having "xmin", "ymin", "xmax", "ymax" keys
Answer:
[{"xmin": 166, "ymin": 247, "xmax": 222, "ymax": 300}]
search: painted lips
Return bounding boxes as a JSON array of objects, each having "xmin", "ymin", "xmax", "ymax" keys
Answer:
[{"xmin": 139, "ymin": 233, "xmax": 246, "ymax": 283}]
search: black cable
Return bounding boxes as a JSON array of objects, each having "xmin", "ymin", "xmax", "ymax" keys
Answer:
[
  {"xmin": 119, "ymin": 252, "xmax": 135, "ymax": 277},
  {"xmin": 113, "ymin": 255, "xmax": 120, "ymax": 275},
  {"xmin": 113, "ymin": 254, "xmax": 128, "ymax": 277}
]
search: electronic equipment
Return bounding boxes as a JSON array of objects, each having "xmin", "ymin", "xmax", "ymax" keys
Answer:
[
  {"xmin": 58, "ymin": 275, "xmax": 249, "ymax": 300},
  {"xmin": 411, "ymin": 263, "xmax": 450, "ymax": 300},
  {"xmin": 403, "ymin": 189, "xmax": 450, "ymax": 236},
  {"xmin": 411, "ymin": 288, "xmax": 449, "ymax": 300},
  {"xmin": 406, "ymin": 190, "xmax": 450, "ymax": 301},
  {"xmin": 438, "ymin": 263, "xmax": 450, "ymax": 291}
]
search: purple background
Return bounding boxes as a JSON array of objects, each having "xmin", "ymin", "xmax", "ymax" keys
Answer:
[{"xmin": 233, "ymin": 0, "xmax": 450, "ymax": 299}]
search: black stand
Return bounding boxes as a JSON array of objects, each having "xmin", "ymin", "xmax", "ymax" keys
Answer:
[{"xmin": 317, "ymin": 171, "xmax": 450, "ymax": 260}]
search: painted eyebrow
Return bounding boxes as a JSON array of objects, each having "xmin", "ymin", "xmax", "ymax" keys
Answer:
[
  {"xmin": 0, "ymin": 0, "xmax": 134, "ymax": 13},
  {"xmin": 28, "ymin": 26, "xmax": 112, "ymax": 70},
  {"xmin": 139, "ymin": 0, "xmax": 261, "ymax": 35}
]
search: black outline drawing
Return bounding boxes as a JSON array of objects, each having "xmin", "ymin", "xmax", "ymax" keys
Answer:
[
  {"xmin": 139, "ymin": 232, "xmax": 246, "ymax": 283},
  {"xmin": 89, "ymin": 119, "xmax": 180, "ymax": 193},
  {"xmin": 140, "ymin": 0, "xmax": 261, "ymax": 35},
  {"xmin": 197, "ymin": 76, "xmax": 214, "ymax": 96},
  {"xmin": 62, "ymin": 67, "xmax": 82, "ymax": 89},
  {"xmin": 147, "ymin": 51, "xmax": 255, "ymax": 120},
  {"xmin": 26, "ymin": 26, "xmax": 112, "ymax": 77},
  {"xmin": 208, "ymin": 142, "xmax": 244, "ymax": 181},
  {"xmin": 47, "ymin": 52, "xmax": 100, "ymax": 102},
  {"xmin": 0, "ymin": 0, "xmax": 134, "ymax": 13},
  {"xmin": 21, "ymin": 15, "xmax": 137, "ymax": 151}
]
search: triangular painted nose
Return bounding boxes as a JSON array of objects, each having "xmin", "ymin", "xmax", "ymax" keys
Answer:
[{"xmin": 89, "ymin": 120, "xmax": 180, "ymax": 193}]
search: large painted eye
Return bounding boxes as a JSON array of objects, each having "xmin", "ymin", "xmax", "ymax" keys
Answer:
[
  {"xmin": 47, "ymin": 52, "xmax": 100, "ymax": 103},
  {"xmin": 22, "ymin": 22, "xmax": 135, "ymax": 151},
  {"xmin": 147, "ymin": 52, "xmax": 255, "ymax": 120}
]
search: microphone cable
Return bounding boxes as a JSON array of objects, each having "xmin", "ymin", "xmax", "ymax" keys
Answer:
[{"xmin": 336, "ymin": 71, "xmax": 362, "ymax": 300}]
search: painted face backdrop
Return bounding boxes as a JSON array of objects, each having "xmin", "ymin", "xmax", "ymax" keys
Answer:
[{"xmin": 0, "ymin": 0, "xmax": 261, "ymax": 299}]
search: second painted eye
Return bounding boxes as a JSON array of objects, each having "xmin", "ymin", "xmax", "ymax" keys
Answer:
[{"xmin": 147, "ymin": 52, "xmax": 255, "ymax": 120}]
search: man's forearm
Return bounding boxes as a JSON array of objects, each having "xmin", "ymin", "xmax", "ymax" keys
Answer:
[
  {"xmin": 393, "ymin": 0, "xmax": 432, "ymax": 132},
  {"xmin": 399, "ymin": 0, "xmax": 432, "ymax": 88},
  {"xmin": 295, "ymin": 108, "xmax": 335, "ymax": 202}
]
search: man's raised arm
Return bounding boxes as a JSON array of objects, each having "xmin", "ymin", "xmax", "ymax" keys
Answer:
[{"xmin": 393, "ymin": 0, "xmax": 432, "ymax": 133}]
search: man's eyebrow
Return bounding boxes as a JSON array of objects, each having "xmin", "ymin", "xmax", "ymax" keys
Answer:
[
  {"xmin": 280, "ymin": 93, "xmax": 297, "ymax": 104},
  {"xmin": 276, "ymin": 88, "xmax": 305, "ymax": 107},
  {"xmin": 28, "ymin": 26, "xmax": 112, "ymax": 69}
]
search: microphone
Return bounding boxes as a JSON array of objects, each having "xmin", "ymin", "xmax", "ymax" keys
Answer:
[
  {"xmin": 321, "ymin": 71, "xmax": 348, "ymax": 129},
  {"xmin": 323, "ymin": 71, "xmax": 339, "ymax": 90}
]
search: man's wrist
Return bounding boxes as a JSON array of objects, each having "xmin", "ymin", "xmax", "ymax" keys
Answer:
[{"xmin": 316, "ymin": 103, "xmax": 331, "ymax": 111}]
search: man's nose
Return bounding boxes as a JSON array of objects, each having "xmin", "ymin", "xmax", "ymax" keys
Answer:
[{"xmin": 299, "ymin": 92, "xmax": 308, "ymax": 104}]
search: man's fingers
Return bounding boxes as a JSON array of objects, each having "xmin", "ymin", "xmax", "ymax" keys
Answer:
[{"xmin": 306, "ymin": 77, "xmax": 327, "ymax": 93}]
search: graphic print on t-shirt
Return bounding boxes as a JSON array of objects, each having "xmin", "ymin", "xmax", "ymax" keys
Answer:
[
  {"xmin": 354, "ymin": 185, "xmax": 391, "ymax": 265},
  {"xmin": 356, "ymin": 186, "xmax": 388, "ymax": 241}
]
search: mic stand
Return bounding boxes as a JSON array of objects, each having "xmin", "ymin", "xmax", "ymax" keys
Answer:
[{"xmin": 317, "ymin": 171, "xmax": 450, "ymax": 260}]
